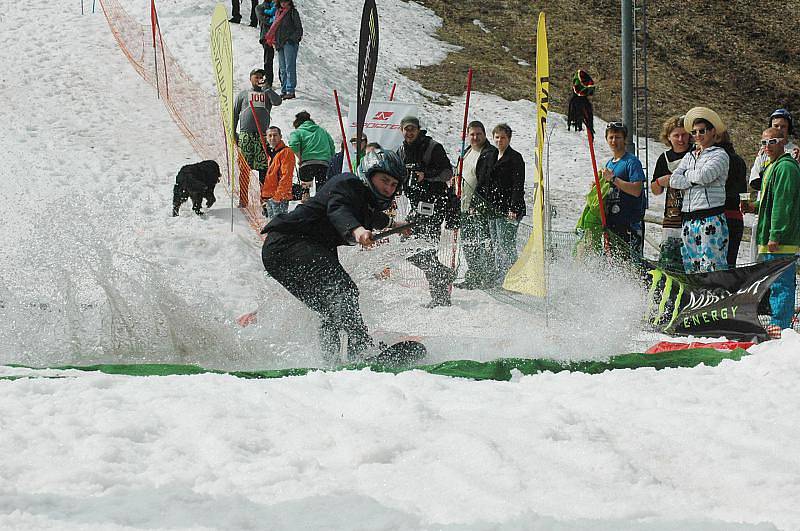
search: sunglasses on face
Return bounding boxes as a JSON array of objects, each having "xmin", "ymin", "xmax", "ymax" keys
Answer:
[
  {"xmin": 760, "ymin": 138, "xmax": 782, "ymax": 146},
  {"xmin": 606, "ymin": 122, "xmax": 624, "ymax": 129},
  {"xmin": 691, "ymin": 127, "xmax": 713, "ymax": 136}
]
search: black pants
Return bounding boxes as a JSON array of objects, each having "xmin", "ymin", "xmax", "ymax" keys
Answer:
[
  {"xmin": 231, "ymin": 0, "xmax": 257, "ymax": 23},
  {"xmin": 405, "ymin": 186, "xmax": 453, "ymax": 303},
  {"xmin": 262, "ymin": 232, "xmax": 372, "ymax": 363},
  {"xmin": 726, "ymin": 216, "xmax": 744, "ymax": 267},
  {"xmin": 608, "ymin": 224, "xmax": 644, "ymax": 259},
  {"xmin": 298, "ymin": 164, "xmax": 329, "ymax": 192},
  {"xmin": 460, "ymin": 212, "xmax": 496, "ymax": 286},
  {"xmin": 262, "ymin": 43, "xmax": 275, "ymax": 87}
]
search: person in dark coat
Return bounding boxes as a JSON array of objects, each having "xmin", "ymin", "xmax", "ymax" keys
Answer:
[
  {"xmin": 396, "ymin": 115, "xmax": 456, "ymax": 307},
  {"xmin": 476, "ymin": 123, "xmax": 526, "ymax": 285},
  {"xmin": 261, "ymin": 150, "xmax": 408, "ymax": 365},
  {"xmin": 264, "ymin": 0, "xmax": 303, "ymax": 99},
  {"xmin": 172, "ymin": 160, "xmax": 221, "ymax": 216},
  {"xmin": 718, "ymin": 131, "xmax": 748, "ymax": 266}
]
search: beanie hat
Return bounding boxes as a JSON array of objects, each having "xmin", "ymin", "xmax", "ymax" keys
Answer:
[
  {"xmin": 769, "ymin": 108, "xmax": 794, "ymax": 135},
  {"xmin": 572, "ymin": 69, "xmax": 595, "ymax": 97}
]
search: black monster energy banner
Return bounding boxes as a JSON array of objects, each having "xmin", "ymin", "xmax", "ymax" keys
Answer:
[
  {"xmin": 646, "ymin": 258, "xmax": 795, "ymax": 341},
  {"xmin": 356, "ymin": 0, "xmax": 379, "ymax": 162}
]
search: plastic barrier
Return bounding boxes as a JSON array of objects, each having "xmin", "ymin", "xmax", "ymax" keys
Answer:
[{"xmin": 3, "ymin": 347, "xmax": 750, "ymax": 382}]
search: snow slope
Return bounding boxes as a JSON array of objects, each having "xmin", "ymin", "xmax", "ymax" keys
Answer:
[
  {"xmin": 1, "ymin": 0, "xmax": 798, "ymax": 529},
  {"xmin": 1, "ymin": 334, "xmax": 799, "ymax": 529}
]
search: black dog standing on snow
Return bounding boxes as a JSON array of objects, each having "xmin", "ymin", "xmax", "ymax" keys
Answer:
[{"xmin": 172, "ymin": 160, "xmax": 221, "ymax": 216}]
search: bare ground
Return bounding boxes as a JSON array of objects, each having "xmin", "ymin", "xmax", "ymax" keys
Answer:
[{"xmin": 401, "ymin": 0, "xmax": 800, "ymax": 162}]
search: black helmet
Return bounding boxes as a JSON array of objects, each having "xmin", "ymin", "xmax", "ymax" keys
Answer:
[
  {"xmin": 770, "ymin": 108, "xmax": 794, "ymax": 135},
  {"xmin": 358, "ymin": 149, "xmax": 405, "ymax": 209}
]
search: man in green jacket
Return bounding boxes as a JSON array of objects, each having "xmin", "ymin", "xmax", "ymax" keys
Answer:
[
  {"xmin": 288, "ymin": 111, "xmax": 335, "ymax": 197},
  {"xmin": 744, "ymin": 127, "xmax": 800, "ymax": 336}
]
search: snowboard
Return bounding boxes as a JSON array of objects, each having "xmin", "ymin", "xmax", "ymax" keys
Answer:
[{"xmin": 363, "ymin": 340, "xmax": 427, "ymax": 367}]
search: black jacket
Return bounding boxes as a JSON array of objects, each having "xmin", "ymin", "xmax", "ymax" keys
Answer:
[
  {"xmin": 472, "ymin": 143, "xmax": 498, "ymax": 191},
  {"xmin": 175, "ymin": 160, "xmax": 220, "ymax": 194},
  {"xmin": 274, "ymin": 8, "xmax": 303, "ymax": 49},
  {"xmin": 262, "ymin": 173, "xmax": 390, "ymax": 250},
  {"xmin": 477, "ymin": 146, "xmax": 526, "ymax": 218},
  {"xmin": 720, "ymin": 142, "xmax": 747, "ymax": 211},
  {"xmin": 397, "ymin": 131, "xmax": 453, "ymax": 209},
  {"xmin": 397, "ymin": 131, "xmax": 453, "ymax": 184}
]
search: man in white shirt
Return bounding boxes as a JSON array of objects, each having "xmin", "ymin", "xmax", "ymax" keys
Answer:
[{"xmin": 455, "ymin": 121, "xmax": 499, "ymax": 290}]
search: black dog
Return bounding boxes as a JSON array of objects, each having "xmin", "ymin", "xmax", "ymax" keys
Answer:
[{"xmin": 172, "ymin": 160, "xmax": 221, "ymax": 216}]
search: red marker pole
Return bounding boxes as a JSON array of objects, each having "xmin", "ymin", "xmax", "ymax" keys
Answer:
[
  {"xmin": 586, "ymin": 125, "xmax": 610, "ymax": 251},
  {"xmin": 333, "ymin": 90, "xmax": 353, "ymax": 172},
  {"xmin": 449, "ymin": 67, "xmax": 473, "ymax": 281},
  {"xmin": 157, "ymin": 22, "xmax": 170, "ymax": 100},
  {"xmin": 388, "ymin": 82, "xmax": 397, "ymax": 101},
  {"xmin": 150, "ymin": 0, "xmax": 160, "ymax": 99},
  {"xmin": 456, "ymin": 68, "xmax": 473, "ymax": 198}
]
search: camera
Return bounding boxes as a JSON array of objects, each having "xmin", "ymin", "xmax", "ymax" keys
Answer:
[{"xmin": 405, "ymin": 162, "xmax": 422, "ymax": 173}]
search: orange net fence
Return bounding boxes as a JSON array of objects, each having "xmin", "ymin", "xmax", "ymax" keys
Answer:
[{"xmin": 98, "ymin": 0, "xmax": 265, "ymax": 231}]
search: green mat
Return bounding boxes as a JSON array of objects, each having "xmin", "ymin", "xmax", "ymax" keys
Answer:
[{"xmin": 2, "ymin": 347, "xmax": 750, "ymax": 382}]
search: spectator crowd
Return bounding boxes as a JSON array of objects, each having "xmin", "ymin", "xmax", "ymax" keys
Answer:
[{"xmin": 175, "ymin": 1, "xmax": 800, "ymax": 345}]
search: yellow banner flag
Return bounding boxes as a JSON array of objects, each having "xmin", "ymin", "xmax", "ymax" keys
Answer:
[
  {"xmin": 210, "ymin": 4, "xmax": 235, "ymax": 190},
  {"xmin": 502, "ymin": 12, "xmax": 549, "ymax": 296}
]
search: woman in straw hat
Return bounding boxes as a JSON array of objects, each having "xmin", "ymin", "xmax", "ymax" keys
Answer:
[{"xmin": 654, "ymin": 106, "xmax": 730, "ymax": 273}]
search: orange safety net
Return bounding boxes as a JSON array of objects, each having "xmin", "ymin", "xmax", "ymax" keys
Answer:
[{"xmin": 98, "ymin": 0, "xmax": 265, "ymax": 233}]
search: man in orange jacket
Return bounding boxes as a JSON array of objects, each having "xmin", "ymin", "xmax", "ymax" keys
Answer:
[{"xmin": 260, "ymin": 125, "xmax": 296, "ymax": 218}]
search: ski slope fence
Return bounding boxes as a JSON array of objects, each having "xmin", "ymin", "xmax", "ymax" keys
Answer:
[{"xmin": 98, "ymin": 0, "xmax": 265, "ymax": 231}]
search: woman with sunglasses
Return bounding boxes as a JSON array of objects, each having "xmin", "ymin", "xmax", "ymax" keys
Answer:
[
  {"xmin": 650, "ymin": 115, "xmax": 692, "ymax": 270},
  {"xmin": 655, "ymin": 107, "xmax": 730, "ymax": 273}
]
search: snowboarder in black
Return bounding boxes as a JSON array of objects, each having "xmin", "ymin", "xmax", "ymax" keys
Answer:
[
  {"xmin": 261, "ymin": 149, "xmax": 408, "ymax": 364},
  {"xmin": 172, "ymin": 160, "xmax": 221, "ymax": 216}
]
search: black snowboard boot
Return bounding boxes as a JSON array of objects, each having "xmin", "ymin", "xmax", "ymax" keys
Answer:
[
  {"xmin": 423, "ymin": 264, "xmax": 456, "ymax": 308},
  {"xmin": 408, "ymin": 249, "xmax": 456, "ymax": 308}
]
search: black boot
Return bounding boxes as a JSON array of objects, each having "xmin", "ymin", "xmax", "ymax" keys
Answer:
[
  {"xmin": 408, "ymin": 250, "xmax": 455, "ymax": 308},
  {"xmin": 423, "ymin": 265, "xmax": 456, "ymax": 308}
]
